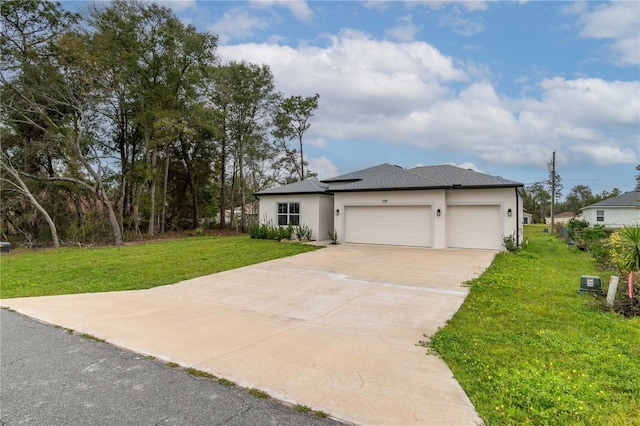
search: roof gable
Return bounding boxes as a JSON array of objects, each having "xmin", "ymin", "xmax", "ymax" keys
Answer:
[{"xmin": 583, "ymin": 191, "xmax": 640, "ymax": 209}]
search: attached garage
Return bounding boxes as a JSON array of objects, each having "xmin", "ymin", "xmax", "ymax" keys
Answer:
[
  {"xmin": 344, "ymin": 205, "xmax": 432, "ymax": 247},
  {"xmin": 446, "ymin": 205, "xmax": 502, "ymax": 250},
  {"xmin": 256, "ymin": 163, "xmax": 524, "ymax": 250}
]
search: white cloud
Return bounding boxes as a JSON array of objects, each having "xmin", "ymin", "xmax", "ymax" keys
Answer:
[
  {"xmin": 149, "ymin": 0, "xmax": 197, "ymax": 12},
  {"xmin": 250, "ymin": 0, "xmax": 313, "ymax": 21},
  {"xmin": 218, "ymin": 31, "xmax": 639, "ymax": 169},
  {"xmin": 446, "ymin": 162, "xmax": 483, "ymax": 172},
  {"xmin": 418, "ymin": 1, "xmax": 490, "ymax": 12},
  {"xmin": 208, "ymin": 8, "xmax": 269, "ymax": 45},
  {"xmin": 308, "ymin": 156, "xmax": 338, "ymax": 180},
  {"xmin": 386, "ymin": 15, "xmax": 420, "ymax": 41},
  {"xmin": 438, "ymin": 13, "xmax": 484, "ymax": 36},
  {"xmin": 307, "ymin": 137, "xmax": 327, "ymax": 149},
  {"xmin": 568, "ymin": 145, "xmax": 638, "ymax": 166},
  {"xmin": 566, "ymin": 1, "xmax": 640, "ymax": 66},
  {"xmin": 363, "ymin": 1, "xmax": 392, "ymax": 12}
]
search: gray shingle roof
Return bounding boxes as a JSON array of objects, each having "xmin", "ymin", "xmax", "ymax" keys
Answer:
[
  {"xmin": 254, "ymin": 163, "xmax": 522, "ymax": 196},
  {"xmin": 321, "ymin": 163, "xmax": 402, "ymax": 182},
  {"xmin": 583, "ymin": 191, "xmax": 640, "ymax": 209},
  {"xmin": 330, "ymin": 164, "xmax": 522, "ymax": 192},
  {"xmin": 410, "ymin": 165, "xmax": 521, "ymax": 188},
  {"xmin": 253, "ymin": 179, "xmax": 329, "ymax": 195}
]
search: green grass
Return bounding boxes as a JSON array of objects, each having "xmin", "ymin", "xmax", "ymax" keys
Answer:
[
  {"xmin": 247, "ymin": 388, "xmax": 269, "ymax": 398},
  {"xmin": 293, "ymin": 404, "xmax": 312, "ymax": 413},
  {"xmin": 80, "ymin": 333, "xmax": 106, "ymax": 343},
  {"xmin": 431, "ymin": 225, "xmax": 640, "ymax": 425},
  {"xmin": 0, "ymin": 236, "xmax": 319, "ymax": 298},
  {"xmin": 186, "ymin": 367, "xmax": 215, "ymax": 379}
]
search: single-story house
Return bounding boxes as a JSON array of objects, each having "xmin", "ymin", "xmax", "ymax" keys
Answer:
[
  {"xmin": 581, "ymin": 191, "xmax": 640, "ymax": 228},
  {"xmin": 545, "ymin": 211, "xmax": 576, "ymax": 224},
  {"xmin": 254, "ymin": 163, "xmax": 524, "ymax": 250},
  {"xmin": 523, "ymin": 211, "xmax": 534, "ymax": 225}
]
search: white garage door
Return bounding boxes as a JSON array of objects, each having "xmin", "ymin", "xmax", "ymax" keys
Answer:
[
  {"xmin": 344, "ymin": 205, "xmax": 432, "ymax": 247},
  {"xmin": 447, "ymin": 205, "xmax": 502, "ymax": 250}
]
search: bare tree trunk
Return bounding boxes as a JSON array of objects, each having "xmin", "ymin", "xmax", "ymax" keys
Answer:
[
  {"xmin": 230, "ymin": 156, "xmax": 238, "ymax": 231},
  {"xmin": 161, "ymin": 142, "xmax": 170, "ymax": 235},
  {"xmin": 1, "ymin": 157, "xmax": 60, "ymax": 248},
  {"xmin": 298, "ymin": 134, "xmax": 304, "ymax": 180},
  {"xmin": 218, "ymin": 121, "xmax": 227, "ymax": 228},
  {"xmin": 147, "ymin": 143, "xmax": 157, "ymax": 237},
  {"xmin": 240, "ymin": 155, "xmax": 246, "ymax": 233},
  {"xmin": 73, "ymin": 113, "xmax": 123, "ymax": 246}
]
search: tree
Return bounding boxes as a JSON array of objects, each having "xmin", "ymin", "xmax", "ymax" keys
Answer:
[
  {"xmin": 272, "ymin": 94, "xmax": 319, "ymax": 181},
  {"xmin": 0, "ymin": 151, "xmax": 60, "ymax": 247},
  {"xmin": 524, "ymin": 182, "xmax": 550, "ymax": 223},
  {"xmin": 564, "ymin": 184, "xmax": 594, "ymax": 213},
  {"xmin": 1, "ymin": 0, "xmax": 78, "ymax": 246},
  {"xmin": 210, "ymin": 61, "xmax": 277, "ymax": 231},
  {"xmin": 84, "ymin": 0, "xmax": 217, "ymax": 236}
]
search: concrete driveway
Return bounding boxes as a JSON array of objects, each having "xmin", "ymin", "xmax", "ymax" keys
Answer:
[{"xmin": 1, "ymin": 244, "xmax": 495, "ymax": 425}]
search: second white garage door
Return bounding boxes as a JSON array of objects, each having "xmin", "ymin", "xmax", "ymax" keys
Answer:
[
  {"xmin": 344, "ymin": 205, "xmax": 432, "ymax": 247},
  {"xmin": 446, "ymin": 205, "xmax": 502, "ymax": 250}
]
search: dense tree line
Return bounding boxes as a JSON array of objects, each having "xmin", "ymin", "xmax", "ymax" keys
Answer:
[{"xmin": 1, "ymin": 0, "xmax": 318, "ymax": 246}]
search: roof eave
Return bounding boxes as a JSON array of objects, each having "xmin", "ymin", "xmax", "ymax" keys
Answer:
[
  {"xmin": 253, "ymin": 190, "xmax": 330, "ymax": 197},
  {"xmin": 331, "ymin": 183, "xmax": 523, "ymax": 193}
]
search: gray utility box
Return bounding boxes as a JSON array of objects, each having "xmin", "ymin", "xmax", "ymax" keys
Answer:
[
  {"xmin": 578, "ymin": 275, "xmax": 603, "ymax": 295},
  {"xmin": 0, "ymin": 242, "xmax": 10, "ymax": 253}
]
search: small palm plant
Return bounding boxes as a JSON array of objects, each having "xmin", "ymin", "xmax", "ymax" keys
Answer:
[
  {"xmin": 619, "ymin": 225, "xmax": 640, "ymax": 272},
  {"xmin": 610, "ymin": 225, "xmax": 640, "ymax": 317}
]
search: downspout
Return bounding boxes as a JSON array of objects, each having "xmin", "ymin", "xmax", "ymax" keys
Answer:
[{"xmin": 515, "ymin": 187, "xmax": 520, "ymax": 246}]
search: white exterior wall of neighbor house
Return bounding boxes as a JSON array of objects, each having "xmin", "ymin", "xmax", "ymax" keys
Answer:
[
  {"xmin": 445, "ymin": 187, "xmax": 522, "ymax": 245},
  {"xmin": 258, "ymin": 194, "xmax": 333, "ymax": 241},
  {"xmin": 334, "ymin": 190, "xmax": 445, "ymax": 248},
  {"xmin": 583, "ymin": 207, "xmax": 640, "ymax": 228}
]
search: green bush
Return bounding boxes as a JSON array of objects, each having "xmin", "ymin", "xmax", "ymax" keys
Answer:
[
  {"xmin": 295, "ymin": 223, "xmax": 313, "ymax": 241},
  {"xmin": 250, "ymin": 221, "xmax": 299, "ymax": 241},
  {"xmin": 566, "ymin": 218, "xmax": 606, "ymax": 251},
  {"xmin": 502, "ymin": 234, "xmax": 519, "ymax": 252}
]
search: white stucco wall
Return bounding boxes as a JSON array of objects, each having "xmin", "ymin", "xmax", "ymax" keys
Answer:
[
  {"xmin": 259, "ymin": 186, "xmax": 522, "ymax": 247},
  {"xmin": 257, "ymin": 194, "xmax": 334, "ymax": 241},
  {"xmin": 334, "ymin": 187, "xmax": 521, "ymax": 248},
  {"xmin": 582, "ymin": 207, "xmax": 640, "ymax": 228}
]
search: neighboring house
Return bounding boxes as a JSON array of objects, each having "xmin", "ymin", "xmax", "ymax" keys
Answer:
[
  {"xmin": 254, "ymin": 163, "xmax": 524, "ymax": 250},
  {"xmin": 523, "ymin": 211, "xmax": 533, "ymax": 225},
  {"xmin": 581, "ymin": 191, "xmax": 640, "ymax": 228},
  {"xmin": 545, "ymin": 212, "xmax": 576, "ymax": 224}
]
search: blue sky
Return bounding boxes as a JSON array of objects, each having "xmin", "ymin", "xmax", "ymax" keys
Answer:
[{"xmin": 66, "ymin": 1, "xmax": 640, "ymax": 195}]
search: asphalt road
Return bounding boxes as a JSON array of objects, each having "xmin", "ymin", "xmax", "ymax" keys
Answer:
[{"xmin": 0, "ymin": 309, "xmax": 342, "ymax": 426}]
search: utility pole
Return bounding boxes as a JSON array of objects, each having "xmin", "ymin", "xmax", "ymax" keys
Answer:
[{"xmin": 548, "ymin": 151, "xmax": 556, "ymax": 234}]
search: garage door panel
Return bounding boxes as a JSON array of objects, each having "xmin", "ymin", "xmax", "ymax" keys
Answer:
[
  {"xmin": 447, "ymin": 205, "xmax": 501, "ymax": 250},
  {"xmin": 345, "ymin": 206, "xmax": 431, "ymax": 247}
]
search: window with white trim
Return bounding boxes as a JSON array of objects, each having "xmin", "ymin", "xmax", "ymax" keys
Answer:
[
  {"xmin": 596, "ymin": 210, "xmax": 604, "ymax": 222},
  {"xmin": 277, "ymin": 202, "xmax": 300, "ymax": 226}
]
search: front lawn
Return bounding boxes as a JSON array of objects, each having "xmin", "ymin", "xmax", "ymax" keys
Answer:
[
  {"xmin": 431, "ymin": 225, "xmax": 640, "ymax": 425},
  {"xmin": 0, "ymin": 236, "xmax": 320, "ymax": 298}
]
